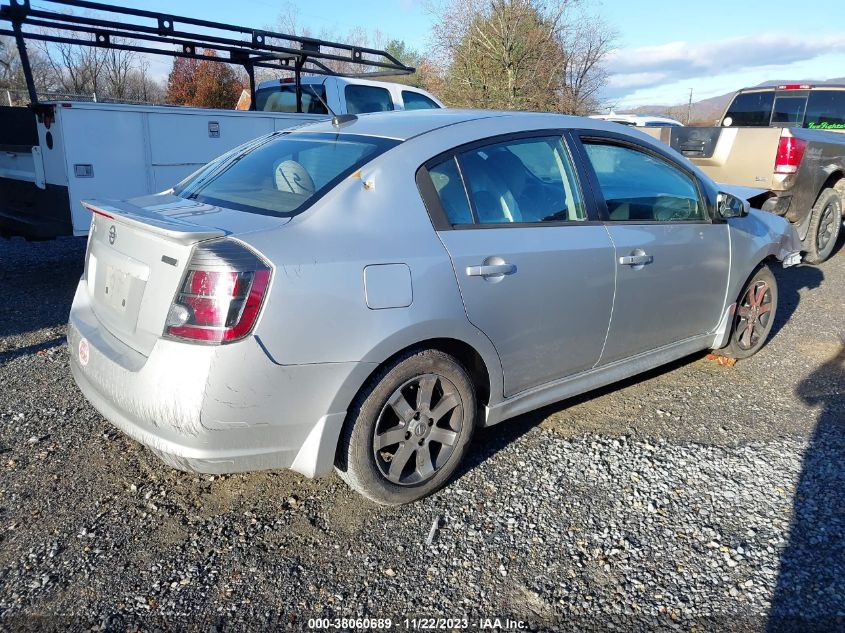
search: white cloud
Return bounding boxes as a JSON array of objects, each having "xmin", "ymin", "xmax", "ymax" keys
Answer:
[{"xmin": 605, "ymin": 33, "xmax": 845, "ymax": 99}]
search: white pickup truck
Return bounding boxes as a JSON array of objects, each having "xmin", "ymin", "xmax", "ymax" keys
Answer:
[{"xmin": 0, "ymin": 77, "xmax": 442, "ymax": 239}]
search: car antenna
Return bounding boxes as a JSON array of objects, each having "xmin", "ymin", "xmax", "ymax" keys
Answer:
[{"xmin": 310, "ymin": 77, "xmax": 357, "ymax": 127}]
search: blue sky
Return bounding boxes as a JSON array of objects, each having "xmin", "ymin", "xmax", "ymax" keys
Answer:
[{"xmin": 50, "ymin": 0, "xmax": 845, "ymax": 108}]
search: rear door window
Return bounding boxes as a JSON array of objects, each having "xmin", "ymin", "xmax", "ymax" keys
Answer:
[
  {"xmin": 428, "ymin": 158, "xmax": 473, "ymax": 224},
  {"xmin": 455, "ymin": 136, "xmax": 585, "ymax": 225},
  {"xmin": 255, "ymin": 84, "xmax": 328, "ymax": 114},
  {"xmin": 805, "ymin": 90, "xmax": 845, "ymax": 130},
  {"xmin": 344, "ymin": 85, "xmax": 394, "ymax": 114},
  {"xmin": 722, "ymin": 91, "xmax": 775, "ymax": 126}
]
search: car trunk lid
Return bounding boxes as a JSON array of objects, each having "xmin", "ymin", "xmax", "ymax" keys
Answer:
[{"xmin": 82, "ymin": 195, "xmax": 285, "ymax": 356}]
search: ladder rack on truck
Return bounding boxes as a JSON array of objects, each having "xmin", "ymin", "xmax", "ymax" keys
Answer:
[
  {"xmin": 0, "ymin": 0, "xmax": 419, "ymax": 238},
  {"xmin": 1, "ymin": 0, "xmax": 413, "ymax": 113}
]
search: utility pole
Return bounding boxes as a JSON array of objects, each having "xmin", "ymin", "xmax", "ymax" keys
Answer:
[{"xmin": 687, "ymin": 88, "xmax": 693, "ymax": 125}]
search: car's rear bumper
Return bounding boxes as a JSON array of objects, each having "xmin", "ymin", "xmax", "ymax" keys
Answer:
[{"xmin": 68, "ymin": 281, "xmax": 375, "ymax": 476}]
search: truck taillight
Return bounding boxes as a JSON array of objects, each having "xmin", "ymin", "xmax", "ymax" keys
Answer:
[
  {"xmin": 774, "ymin": 136, "xmax": 807, "ymax": 175},
  {"xmin": 164, "ymin": 240, "xmax": 271, "ymax": 344}
]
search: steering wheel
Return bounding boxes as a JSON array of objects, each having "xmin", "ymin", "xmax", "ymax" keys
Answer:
[
  {"xmin": 274, "ymin": 160, "xmax": 315, "ymax": 195},
  {"xmin": 653, "ymin": 196, "xmax": 692, "ymax": 222}
]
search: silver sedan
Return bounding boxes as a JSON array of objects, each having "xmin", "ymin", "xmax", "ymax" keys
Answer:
[{"xmin": 68, "ymin": 110, "xmax": 801, "ymax": 504}]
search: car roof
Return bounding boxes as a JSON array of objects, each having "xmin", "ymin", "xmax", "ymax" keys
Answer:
[{"xmin": 290, "ymin": 109, "xmax": 610, "ymax": 141}]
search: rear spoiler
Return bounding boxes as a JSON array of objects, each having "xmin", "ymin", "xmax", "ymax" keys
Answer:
[{"xmin": 83, "ymin": 199, "xmax": 226, "ymax": 245}]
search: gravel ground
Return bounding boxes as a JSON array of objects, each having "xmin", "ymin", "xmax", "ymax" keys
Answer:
[{"xmin": 0, "ymin": 236, "xmax": 843, "ymax": 632}]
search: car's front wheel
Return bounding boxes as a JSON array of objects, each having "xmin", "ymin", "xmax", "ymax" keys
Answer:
[
  {"xmin": 335, "ymin": 349, "xmax": 476, "ymax": 505},
  {"xmin": 722, "ymin": 265, "xmax": 778, "ymax": 359}
]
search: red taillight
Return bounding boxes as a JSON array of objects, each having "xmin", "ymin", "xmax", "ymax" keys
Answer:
[
  {"xmin": 778, "ymin": 84, "xmax": 811, "ymax": 90},
  {"xmin": 165, "ymin": 241, "xmax": 271, "ymax": 344},
  {"xmin": 774, "ymin": 136, "xmax": 807, "ymax": 175}
]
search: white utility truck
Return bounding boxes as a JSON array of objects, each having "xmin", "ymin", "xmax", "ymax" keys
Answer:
[{"xmin": 0, "ymin": 0, "xmax": 440, "ymax": 239}]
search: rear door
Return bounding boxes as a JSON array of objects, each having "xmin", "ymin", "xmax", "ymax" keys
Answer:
[
  {"xmin": 418, "ymin": 132, "xmax": 615, "ymax": 397},
  {"xmin": 573, "ymin": 132, "xmax": 730, "ymax": 364}
]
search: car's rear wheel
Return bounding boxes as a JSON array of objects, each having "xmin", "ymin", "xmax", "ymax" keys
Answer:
[
  {"xmin": 804, "ymin": 187, "xmax": 842, "ymax": 264},
  {"xmin": 335, "ymin": 349, "xmax": 476, "ymax": 505},
  {"xmin": 722, "ymin": 265, "xmax": 778, "ymax": 359}
]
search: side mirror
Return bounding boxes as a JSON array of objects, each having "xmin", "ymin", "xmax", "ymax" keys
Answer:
[{"xmin": 717, "ymin": 192, "xmax": 749, "ymax": 219}]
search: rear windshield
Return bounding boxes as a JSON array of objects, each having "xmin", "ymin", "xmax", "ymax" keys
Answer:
[
  {"xmin": 722, "ymin": 91, "xmax": 775, "ymax": 126},
  {"xmin": 345, "ymin": 84, "xmax": 394, "ymax": 114},
  {"xmin": 771, "ymin": 95, "xmax": 808, "ymax": 126},
  {"xmin": 255, "ymin": 84, "xmax": 328, "ymax": 114},
  {"xmin": 805, "ymin": 90, "xmax": 845, "ymax": 129},
  {"xmin": 402, "ymin": 90, "xmax": 440, "ymax": 110},
  {"xmin": 723, "ymin": 88, "xmax": 845, "ymax": 128},
  {"xmin": 173, "ymin": 133, "xmax": 398, "ymax": 217}
]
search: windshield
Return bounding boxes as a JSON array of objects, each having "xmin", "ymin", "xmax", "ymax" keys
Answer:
[{"xmin": 173, "ymin": 133, "xmax": 398, "ymax": 217}]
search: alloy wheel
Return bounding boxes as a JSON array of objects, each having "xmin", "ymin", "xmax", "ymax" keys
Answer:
[
  {"xmin": 372, "ymin": 373, "xmax": 464, "ymax": 486},
  {"xmin": 735, "ymin": 281, "xmax": 773, "ymax": 350},
  {"xmin": 817, "ymin": 203, "xmax": 836, "ymax": 252}
]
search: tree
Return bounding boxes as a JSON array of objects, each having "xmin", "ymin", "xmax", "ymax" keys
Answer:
[
  {"xmin": 1, "ymin": 35, "xmax": 57, "ymax": 101},
  {"xmin": 101, "ymin": 46, "xmax": 136, "ymax": 100},
  {"xmin": 381, "ymin": 39, "xmax": 434, "ymax": 89},
  {"xmin": 558, "ymin": 9, "xmax": 615, "ymax": 114},
  {"xmin": 165, "ymin": 56, "xmax": 199, "ymax": 105},
  {"xmin": 123, "ymin": 59, "xmax": 165, "ymax": 103},
  {"xmin": 39, "ymin": 36, "xmax": 109, "ymax": 96},
  {"xmin": 34, "ymin": 28, "xmax": 164, "ymax": 102},
  {"xmin": 429, "ymin": 0, "xmax": 615, "ymax": 114},
  {"xmin": 165, "ymin": 51, "xmax": 242, "ymax": 109},
  {"xmin": 430, "ymin": 0, "xmax": 569, "ymax": 111},
  {"xmin": 193, "ymin": 52, "xmax": 243, "ymax": 109}
]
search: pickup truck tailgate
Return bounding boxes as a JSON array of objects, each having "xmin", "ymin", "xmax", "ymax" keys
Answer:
[{"xmin": 642, "ymin": 126, "xmax": 784, "ymax": 188}]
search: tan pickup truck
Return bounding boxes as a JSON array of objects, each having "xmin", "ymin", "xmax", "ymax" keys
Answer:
[{"xmin": 643, "ymin": 85, "xmax": 845, "ymax": 263}]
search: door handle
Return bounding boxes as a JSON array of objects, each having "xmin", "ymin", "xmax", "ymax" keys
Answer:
[
  {"xmin": 618, "ymin": 254, "xmax": 653, "ymax": 266},
  {"xmin": 466, "ymin": 263, "xmax": 517, "ymax": 277}
]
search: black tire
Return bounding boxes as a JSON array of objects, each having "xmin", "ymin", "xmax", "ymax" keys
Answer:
[
  {"xmin": 335, "ymin": 349, "xmax": 476, "ymax": 505},
  {"xmin": 803, "ymin": 187, "xmax": 842, "ymax": 264},
  {"xmin": 722, "ymin": 265, "xmax": 778, "ymax": 359}
]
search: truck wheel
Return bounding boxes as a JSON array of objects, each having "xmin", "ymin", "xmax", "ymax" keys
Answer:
[
  {"xmin": 722, "ymin": 266, "xmax": 778, "ymax": 359},
  {"xmin": 804, "ymin": 188, "xmax": 842, "ymax": 264},
  {"xmin": 335, "ymin": 349, "xmax": 476, "ymax": 505}
]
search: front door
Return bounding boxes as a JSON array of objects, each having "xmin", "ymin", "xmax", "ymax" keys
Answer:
[{"xmin": 576, "ymin": 137, "xmax": 730, "ymax": 364}]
